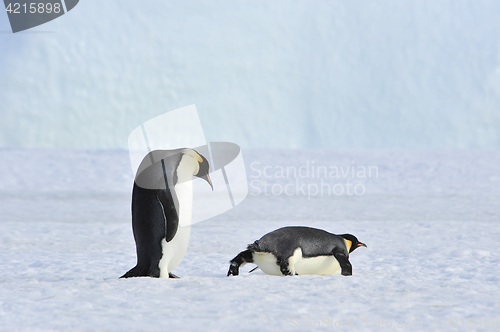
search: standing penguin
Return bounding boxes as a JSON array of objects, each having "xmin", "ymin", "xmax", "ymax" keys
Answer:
[
  {"xmin": 121, "ymin": 148, "xmax": 212, "ymax": 279},
  {"xmin": 227, "ymin": 226, "xmax": 366, "ymax": 277}
]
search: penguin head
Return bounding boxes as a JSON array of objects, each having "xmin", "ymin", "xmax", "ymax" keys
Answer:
[
  {"xmin": 340, "ymin": 234, "xmax": 367, "ymax": 253},
  {"xmin": 190, "ymin": 150, "xmax": 213, "ymax": 190}
]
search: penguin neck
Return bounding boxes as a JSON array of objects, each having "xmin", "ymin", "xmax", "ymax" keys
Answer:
[
  {"xmin": 176, "ymin": 154, "xmax": 199, "ymax": 182},
  {"xmin": 174, "ymin": 154, "xmax": 198, "ymax": 227}
]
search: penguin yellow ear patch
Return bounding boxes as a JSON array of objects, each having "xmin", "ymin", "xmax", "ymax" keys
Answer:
[
  {"xmin": 344, "ymin": 239, "xmax": 352, "ymax": 252},
  {"xmin": 197, "ymin": 154, "xmax": 203, "ymax": 163}
]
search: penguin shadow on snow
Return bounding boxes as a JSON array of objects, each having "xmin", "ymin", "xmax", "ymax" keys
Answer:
[{"xmin": 227, "ymin": 226, "xmax": 367, "ymax": 277}]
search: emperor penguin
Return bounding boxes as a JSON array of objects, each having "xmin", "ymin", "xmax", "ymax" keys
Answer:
[
  {"xmin": 227, "ymin": 226, "xmax": 366, "ymax": 277},
  {"xmin": 121, "ymin": 148, "xmax": 212, "ymax": 279}
]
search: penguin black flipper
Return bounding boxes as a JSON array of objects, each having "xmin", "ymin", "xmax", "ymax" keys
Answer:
[
  {"xmin": 227, "ymin": 249, "xmax": 254, "ymax": 276},
  {"xmin": 156, "ymin": 187, "xmax": 179, "ymax": 242},
  {"xmin": 332, "ymin": 250, "xmax": 353, "ymax": 276}
]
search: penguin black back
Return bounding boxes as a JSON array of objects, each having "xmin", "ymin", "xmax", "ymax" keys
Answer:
[{"xmin": 251, "ymin": 226, "xmax": 349, "ymax": 258}]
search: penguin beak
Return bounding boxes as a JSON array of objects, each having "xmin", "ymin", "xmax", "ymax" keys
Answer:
[
  {"xmin": 358, "ymin": 242, "xmax": 367, "ymax": 248},
  {"xmin": 201, "ymin": 173, "xmax": 213, "ymax": 191}
]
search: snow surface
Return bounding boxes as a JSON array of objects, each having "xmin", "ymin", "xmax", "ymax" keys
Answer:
[
  {"xmin": 2, "ymin": 1, "xmax": 500, "ymax": 149},
  {"xmin": 1, "ymin": 148, "xmax": 500, "ymax": 331}
]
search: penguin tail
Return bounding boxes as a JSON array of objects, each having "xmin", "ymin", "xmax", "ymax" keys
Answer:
[
  {"xmin": 247, "ymin": 241, "xmax": 260, "ymax": 252},
  {"xmin": 120, "ymin": 267, "xmax": 139, "ymax": 278},
  {"xmin": 121, "ymin": 266, "xmax": 154, "ymax": 278},
  {"xmin": 120, "ymin": 262, "xmax": 161, "ymax": 278}
]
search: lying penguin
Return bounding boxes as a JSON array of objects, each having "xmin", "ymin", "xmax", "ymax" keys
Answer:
[{"xmin": 227, "ymin": 226, "xmax": 366, "ymax": 276}]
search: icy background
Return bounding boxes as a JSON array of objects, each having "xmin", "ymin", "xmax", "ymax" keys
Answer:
[
  {"xmin": 1, "ymin": 0, "xmax": 500, "ymax": 149},
  {"xmin": 1, "ymin": 149, "xmax": 499, "ymax": 331},
  {"xmin": 2, "ymin": 0, "xmax": 500, "ymax": 330}
]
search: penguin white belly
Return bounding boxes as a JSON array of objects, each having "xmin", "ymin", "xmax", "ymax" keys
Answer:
[
  {"xmin": 253, "ymin": 248, "xmax": 341, "ymax": 276},
  {"xmin": 293, "ymin": 250, "xmax": 341, "ymax": 275},
  {"xmin": 158, "ymin": 169, "xmax": 194, "ymax": 278},
  {"xmin": 288, "ymin": 248, "xmax": 340, "ymax": 275},
  {"xmin": 252, "ymin": 252, "xmax": 282, "ymax": 276},
  {"xmin": 159, "ymin": 225, "xmax": 191, "ymax": 278}
]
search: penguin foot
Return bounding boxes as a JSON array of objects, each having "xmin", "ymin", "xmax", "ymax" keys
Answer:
[
  {"xmin": 279, "ymin": 262, "xmax": 292, "ymax": 276},
  {"xmin": 168, "ymin": 273, "xmax": 180, "ymax": 279}
]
